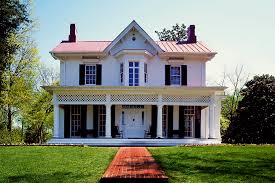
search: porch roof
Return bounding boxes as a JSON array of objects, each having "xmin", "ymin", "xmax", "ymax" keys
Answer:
[{"xmin": 42, "ymin": 86, "xmax": 227, "ymax": 95}]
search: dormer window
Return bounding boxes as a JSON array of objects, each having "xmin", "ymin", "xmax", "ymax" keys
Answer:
[
  {"xmin": 85, "ymin": 65, "xmax": 96, "ymax": 85},
  {"xmin": 129, "ymin": 61, "xmax": 139, "ymax": 86},
  {"xmin": 170, "ymin": 66, "xmax": 181, "ymax": 85}
]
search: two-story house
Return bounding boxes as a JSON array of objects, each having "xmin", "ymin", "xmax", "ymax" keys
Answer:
[{"xmin": 45, "ymin": 21, "xmax": 226, "ymax": 146}]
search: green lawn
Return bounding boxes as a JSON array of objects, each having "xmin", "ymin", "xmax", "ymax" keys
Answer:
[
  {"xmin": 0, "ymin": 146, "xmax": 117, "ymax": 183},
  {"xmin": 149, "ymin": 145, "xmax": 275, "ymax": 183}
]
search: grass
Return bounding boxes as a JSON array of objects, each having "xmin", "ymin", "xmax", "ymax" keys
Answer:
[
  {"xmin": 0, "ymin": 146, "xmax": 117, "ymax": 183},
  {"xmin": 149, "ymin": 145, "xmax": 275, "ymax": 183}
]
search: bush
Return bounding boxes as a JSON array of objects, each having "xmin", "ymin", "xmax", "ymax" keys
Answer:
[{"xmin": 0, "ymin": 128, "xmax": 23, "ymax": 144}]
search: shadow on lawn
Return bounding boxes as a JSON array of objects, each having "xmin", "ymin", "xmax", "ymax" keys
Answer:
[
  {"xmin": 153, "ymin": 152, "xmax": 275, "ymax": 182},
  {"xmin": 7, "ymin": 171, "xmax": 94, "ymax": 183}
]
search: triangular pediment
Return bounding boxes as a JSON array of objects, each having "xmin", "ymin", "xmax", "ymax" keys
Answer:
[{"xmin": 104, "ymin": 20, "xmax": 162, "ymax": 56}]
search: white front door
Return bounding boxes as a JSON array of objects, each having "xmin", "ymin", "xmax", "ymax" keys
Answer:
[{"xmin": 123, "ymin": 109, "xmax": 145, "ymax": 138}]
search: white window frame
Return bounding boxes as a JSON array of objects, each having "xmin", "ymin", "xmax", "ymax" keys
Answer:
[
  {"xmin": 184, "ymin": 106, "xmax": 195, "ymax": 138},
  {"xmin": 98, "ymin": 105, "xmax": 106, "ymax": 137},
  {"xmin": 129, "ymin": 61, "xmax": 139, "ymax": 86},
  {"xmin": 170, "ymin": 66, "xmax": 181, "ymax": 85},
  {"xmin": 70, "ymin": 105, "xmax": 81, "ymax": 137},
  {"xmin": 85, "ymin": 65, "xmax": 96, "ymax": 85}
]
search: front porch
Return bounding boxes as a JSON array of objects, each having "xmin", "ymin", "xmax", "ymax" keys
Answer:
[{"xmin": 47, "ymin": 86, "xmax": 225, "ymax": 145}]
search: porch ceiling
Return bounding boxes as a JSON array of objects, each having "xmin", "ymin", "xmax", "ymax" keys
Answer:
[{"xmin": 42, "ymin": 86, "xmax": 226, "ymax": 96}]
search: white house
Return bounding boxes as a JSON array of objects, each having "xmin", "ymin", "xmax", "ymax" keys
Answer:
[{"xmin": 45, "ymin": 21, "xmax": 226, "ymax": 146}]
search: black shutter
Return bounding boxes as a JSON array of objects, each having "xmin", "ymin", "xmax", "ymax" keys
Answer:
[
  {"xmin": 181, "ymin": 65, "xmax": 187, "ymax": 86},
  {"xmin": 80, "ymin": 105, "xmax": 87, "ymax": 138},
  {"xmin": 111, "ymin": 105, "xmax": 116, "ymax": 138},
  {"xmin": 179, "ymin": 106, "xmax": 185, "ymax": 138},
  {"xmin": 195, "ymin": 106, "xmax": 201, "ymax": 138},
  {"xmin": 96, "ymin": 64, "xmax": 102, "ymax": 85},
  {"xmin": 167, "ymin": 106, "xmax": 174, "ymax": 138},
  {"xmin": 165, "ymin": 65, "xmax": 171, "ymax": 85},
  {"xmin": 64, "ymin": 105, "xmax": 70, "ymax": 138},
  {"xmin": 151, "ymin": 105, "xmax": 157, "ymax": 138},
  {"xmin": 93, "ymin": 105, "xmax": 98, "ymax": 137},
  {"xmin": 79, "ymin": 64, "xmax": 85, "ymax": 85}
]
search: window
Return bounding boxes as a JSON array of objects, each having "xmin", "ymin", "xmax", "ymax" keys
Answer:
[
  {"xmin": 142, "ymin": 111, "xmax": 144, "ymax": 125},
  {"xmin": 144, "ymin": 63, "xmax": 148, "ymax": 83},
  {"xmin": 98, "ymin": 105, "xmax": 106, "ymax": 137},
  {"xmin": 71, "ymin": 105, "xmax": 81, "ymax": 137},
  {"xmin": 129, "ymin": 62, "xmax": 139, "ymax": 86},
  {"xmin": 120, "ymin": 63, "xmax": 123, "ymax": 83},
  {"xmin": 162, "ymin": 106, "xmax": 168, "ymax": 137},
  {"xmin": 85, "ymin": 65, "xmax": 96, "ymax": 85},
  {"xmin": 184, "ymin": 106, "xmax": 195, "ymax": 137},
  {"xmin": 170, "ymin": 66, "xmax": 181, "ymax": 85},
  {"xmin": 121, "ymin": 111, "xmax": 125, "ymax": 125}
]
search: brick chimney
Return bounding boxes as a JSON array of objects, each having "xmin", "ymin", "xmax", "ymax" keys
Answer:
[
  {"xmin": 187, "ymin": 25, "xmax": 197, "ymax": 43},
  {"xmin": 68, "ymin": 24, "xmax": 77, "ymax": 42}
]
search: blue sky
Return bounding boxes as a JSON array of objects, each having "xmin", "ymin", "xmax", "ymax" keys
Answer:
[{"xmin": 34, "ymin": 0, "xmax": 275, "ymax": 84}]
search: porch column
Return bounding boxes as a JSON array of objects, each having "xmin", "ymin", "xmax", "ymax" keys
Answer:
[
  {"xmin": 53, "ymin": 94, "xmax": 59, "ymax": 138},
  {"xmin": 105, "ymin": 104, "xmax": 112, "ymax": 138},
  {"xmin": 209, "ymin": 103, "xmax": 215, "ymax": 138},
  {"xmin": 157, "ymin": 104, "xmax": 163, "ymax": 138}
]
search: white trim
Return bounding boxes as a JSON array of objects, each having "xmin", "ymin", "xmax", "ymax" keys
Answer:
[{"xmin": 104, "ymin": 20, "xmax": 163, "ymax": 54}]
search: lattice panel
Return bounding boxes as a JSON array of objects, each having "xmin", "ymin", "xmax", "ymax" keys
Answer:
[
  {"xmin": 162, "ymin": 95, "xmax": 210, "ymax": 103},
  {"xmin": 111, "ymin": 94, "xmax": 158, "ymax": 103},
  {"xmin": 57, "ymin": 94, "xmax": 106, "ymax": 102}
]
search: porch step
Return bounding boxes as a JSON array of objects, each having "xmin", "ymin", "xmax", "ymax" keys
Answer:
[
  {"xmin": 47, "ymin": 138, "xmax": 221, "ymax": 146},
  {"xmin": 100, "ymin": 147, "xmax": 168, "ymax": 183}
]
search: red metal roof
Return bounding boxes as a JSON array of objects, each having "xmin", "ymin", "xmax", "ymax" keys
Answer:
[{"xmin": 52, "ymin": 41, "xmax": 214, "ymax": 54}]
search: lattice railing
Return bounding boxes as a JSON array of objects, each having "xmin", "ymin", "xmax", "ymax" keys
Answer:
[
  {"xmin": 57, "ymin": 94, "xmax": 106, "ymax": 102},
  {"xmin": 111, "ymin": 94, "xmax": 158, "ymax": 103},
  {"xmin": 162, "ymin": 95, "xmax": 210, "ymax": 103},
  {"xmin": 56, "ymin": 93, "xmax": 210, "ymax": 104}
]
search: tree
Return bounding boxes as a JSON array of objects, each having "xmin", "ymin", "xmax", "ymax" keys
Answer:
[
  {"xmin": 155, "ymin": 23, "xmax": 187, "ymax": 41},
  {"xmin": 217, "ymin": 66, "xmax": 249, "ymax": 139},
  {"xmin": 223, "ymin": 74, "xmax": 275, "ymax": 144},
  {"xmin": 1, "ymin": 34, "xmax": 38, "ymax": 133},
  {"xmin": 0, "ymin": 0, "xmax": 31, "ymax": 97}
]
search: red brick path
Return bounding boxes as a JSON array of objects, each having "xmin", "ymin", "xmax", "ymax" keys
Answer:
[{"xmin": 100, "ymin": 147, "xmax": 168, "ymax": 183}]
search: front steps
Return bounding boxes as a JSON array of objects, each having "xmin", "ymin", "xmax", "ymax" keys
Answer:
[{"xmin": 47, "ymin": 138, "xmax": 221, "ymax": 146}]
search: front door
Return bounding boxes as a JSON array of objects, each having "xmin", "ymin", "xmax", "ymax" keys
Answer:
[{"xmin": 123, "ymin": 109, "xmax": 145, "ymax": 138}]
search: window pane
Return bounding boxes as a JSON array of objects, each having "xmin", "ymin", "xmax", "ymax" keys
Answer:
[{"xmin": 129, "ymin": 62, "xmax": 133, "ymax": 67}]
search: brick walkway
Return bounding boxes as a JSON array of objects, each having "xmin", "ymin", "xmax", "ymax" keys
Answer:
[{"xmin": 100, "ymin": 147, "xmax": 168, "ymax": 183}]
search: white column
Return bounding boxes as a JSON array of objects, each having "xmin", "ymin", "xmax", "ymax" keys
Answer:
[
  {"xmin": 157, "ymin": 104, "xmax": 163, "ymax": 138},
  {"xmin": 105, "ymin": 104, "xmax": 111, "ymax": 138},
  {"xmin": 53, "ymin": 94, "xmax": 59, "ymax": 138},
  {"xmin": 209, "ymin": 103, "xmax": 215, "ymax": 138}
]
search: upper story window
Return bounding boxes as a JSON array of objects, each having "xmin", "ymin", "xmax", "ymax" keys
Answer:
[
  {"xmin": 144, "ymin": 63, "xmax": 148, "ymax": 83},
  {"xmin": 85, "ymin": 65, "xmax": 96, "ymax": 85},
  {"xmin": 120, "ymin": 63, "xmax": 123, "ymax": 83},
  {"xmin": 129, "ymin": 61, "xmax": 139, "ymax": 86},
  {"xmin": 170, "ymin": 66, "xmax": 181, "ymax": 85}
]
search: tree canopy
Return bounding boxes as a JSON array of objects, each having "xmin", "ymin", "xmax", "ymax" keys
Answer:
[
  {"xmin": 223, "ymin": 74, "xmax": 275, "ymax": 144},
  {"xmin": 0, "ymin": 0, "xmax": 31, "ymax": 97},
  {"xmin": 155, "ymin": 23, "xmax": 187, "ymax": 42}
]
